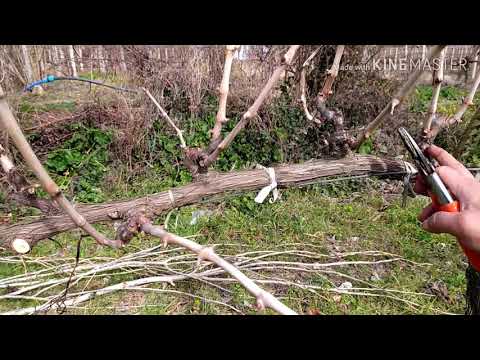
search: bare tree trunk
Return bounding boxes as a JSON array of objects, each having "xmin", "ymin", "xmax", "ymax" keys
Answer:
[
  {"xmin": 46, "ymin": 47, "xmax": 52, "ymax": 64},
  {"xmin": 20, "ymin": 45, "xmax": 43, "ymax": 94},
  {"xmin": 38, "ymin": 47, "xmax": 46, "ymax": 78},
  {"xmin": 58, "ymin": 46, "xmax": 65, "ymax": 73},
  {"xmin": 32, "ymin": 46, "xmax": 41, "ymax": 79},
  {"xmin": 0, "ymin": 155, "xmax": 410, "ymax": 252},
  {"xmin": 472, "ymin": 48, "xmax": 479, "ymax": 80},
  {"xmin": 20, "ymin": 45, "xmax": 34, "ymax": 83},
  {"xmin": 119, "ymin": 46, "xmax": 127, "ymax": 72},
  {"xmin": 52, "ymin": 45, "xmax": 59, "ymax": 64},
  {"xmin": 78, "ymin": 46, "xmax": 84, "ymax": 72},
  {"xmin": 67, "ymin": 45, "xmax": 77, "ymax": 77},
  {"xmin": 98, "ymin": 46, "xmax": 106, "ymax": 74}
]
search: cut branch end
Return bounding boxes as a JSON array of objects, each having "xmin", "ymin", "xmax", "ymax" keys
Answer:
[{"xmin": 12, "ymin": 238, "xmax": 30, "ymax": 254}]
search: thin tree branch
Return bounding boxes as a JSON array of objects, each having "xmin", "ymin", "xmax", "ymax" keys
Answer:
[
  {"xmin": 202, "ymin": 45, "xmax": 300, "ymax": 169},
  {"xmin": 142, "ymin": 87, "xmax": 187, "ymax": 148},
  {"xmin": 353, "ymin": 45, "xmax": 446, "ymax": 150},
  {"xmin": 0, "ymin": 97, "xmax": 122, "ymax": 252},
  {"xmin": 317, "ymin": 45, "xmax": 345, "ymax": 103},
  {"xmin": 300, "ymin": 47, "xmax": 322, "ymax": 124},
  {"xmin": 300, "ymin": 46, "xmax": 351, "ymax": 151},
  {"xmin": 210, "ymin": 45, "xmax": 240, "ymax": 143},
  {"xmin": 0, "ymin": 244, "xmax": 441, "ymax": 315},
  {"xmin": 424, "ymin": 48, "xmax": 446, "ymax": 137},
  {"xmin": 429, "ymin": 67, "xmax": 480, "ymax": 142},
  {"xmin": 451, "ymin": 66, "xmax": 480, "ymax": 123},
  {"xmin": 140, "ymin": 221, "xmax": 296, "ymax": 314}
]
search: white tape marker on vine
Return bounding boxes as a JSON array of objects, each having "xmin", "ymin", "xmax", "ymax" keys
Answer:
[
  {"xmin": 255, "ymin": 166, "xmax": 279, "ymax": 204},
  {"xmin": 403, "ymin": 161, "xmax": 418, "ymax": 176}
]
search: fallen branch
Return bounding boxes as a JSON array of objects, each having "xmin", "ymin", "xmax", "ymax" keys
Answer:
[
  {"xmin": 0, "ymin": 96, "xmax": 122, "ymax": 252},
  {"xmin": 139, "ymin": 222, "xmax": 296, "ymax": 314},
  {"xmin": 353, "ymin": 45, "xmax": 446, "ymax": 150},
  {"xmin": 0, "ymin": 155, "xmax": 411, "ymax": 252},
  {"xmin": 0, "ymin": 244, "xmax": 437, "ymax": 315}
]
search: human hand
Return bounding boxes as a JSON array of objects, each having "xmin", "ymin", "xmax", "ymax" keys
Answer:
[{"xmin": 414, "ymin": 145, "xmax": 480, "ymax": 253}]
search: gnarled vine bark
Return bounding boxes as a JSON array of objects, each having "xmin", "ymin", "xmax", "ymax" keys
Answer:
[{"xmin": 0, "ymin": 155, "xmax": 411, "ymax": 253}]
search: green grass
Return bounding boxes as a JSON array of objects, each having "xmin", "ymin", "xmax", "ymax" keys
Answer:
[
  {"xmin": 0, "ymin": 179, "xmax": 469, "ymax": 315},
  {"xmin": 77, "ymin": 70, "xmax": 128, "ymax": 85},
  {"xmin": 18, "ymin": 100, "xmax": 77, "ymax": 114},
  {"xmin": 410, "ymin": 85, "xmax": 472, "ymax": 117}
]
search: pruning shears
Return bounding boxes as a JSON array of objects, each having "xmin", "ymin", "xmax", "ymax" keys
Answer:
[
  {"xmin": 398, "ymin": 127, "xmax": 480, "ymax": 271},
  {"xmin": 398, "ymin": 127, "xmax": 459, "ymax": 213}
]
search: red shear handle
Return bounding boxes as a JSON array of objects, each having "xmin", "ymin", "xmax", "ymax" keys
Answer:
[
  {"xmin": 460, "ymin": 246, "xmax": 480, "ymax": 272},
  {"xmin": 429, "ymin": 193, "xmax": 480, "ymax": 271},
  {"xmin": 428, "ymin": 192, "xmax": 460, "ymax": 213}
]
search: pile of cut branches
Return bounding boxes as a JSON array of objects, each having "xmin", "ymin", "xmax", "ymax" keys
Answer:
[{"xmin": 1, "ymin": 242, "xmax": 450, "ymax": 315}]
